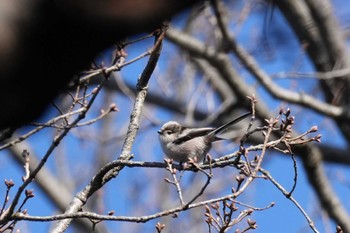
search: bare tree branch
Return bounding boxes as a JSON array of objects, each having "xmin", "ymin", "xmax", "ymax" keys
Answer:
[{"xmin": 52, "ymin": 25, "xmax": 167, "ymax": 233}]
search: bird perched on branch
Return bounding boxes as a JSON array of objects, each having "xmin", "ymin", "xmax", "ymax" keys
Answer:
[{"xmin": 158, "ymin": 112, "xmax": 251, "ymax": 163}]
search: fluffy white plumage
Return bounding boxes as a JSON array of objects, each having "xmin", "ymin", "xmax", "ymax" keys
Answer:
[{"xmin": 157, "ymin": 112, "xmax": 251, "ymax": 163}]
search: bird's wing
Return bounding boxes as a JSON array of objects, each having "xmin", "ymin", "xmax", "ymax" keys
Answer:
[
  {"xmin": 173, "ymin": 127, "xmax": 214, "ymax": 145},
  {"xmin": 173, "ymin": 111, "xmax": 251, "ymax": 145}
]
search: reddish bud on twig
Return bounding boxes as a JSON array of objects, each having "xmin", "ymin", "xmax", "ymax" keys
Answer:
[
  {"xmin": 247, "ymin": 218, "xmax": 257, "ymax": 229},
  {"xmin": 211, "ymin": 202, "xmax": 220, "ymax": 210},
  {"xmin": 285, "ymin": 108, "xmax": 291, "ymax": 117},
  {"xmin": 279, "ymin": 108, "xmax": 284, "ymax": 115},
  {"xmin": 230, "ymin": 202, "xmax": 238, "ymax": 211},
  {"xmin": 164, "ymin": 178, "xmax": 171, "ymax": 183},
  {"xmin": 25, "ymin": 189, "xmax": 35, "ymax": 198},
  {"xmin": 205, "ymin": 217, "xmax": 213, "ymax": 224},
  {"xmin": 108, "ymin": 210, "xmax": 115, "ymax": 215},
  {"xmin": 92, "ymin": 87, "xmax": 99, "ymax": 94},
  {"xmin": 287, "ymin": 116, "xmax": 295, "ymax": 125},
  {"xmin": 5, "ymin": 179, "xmax": 14, "ymax": 188},
  {"xmin": 264, "ymin": 119, "xmax": 270, "ymax": 125},
  {"xmin": 109, "ymin": 103, "xmax": 119, "ymax": 112},
  {"xmin": 155, "ymin": 222, "xmax": 166, "ymax": 233},
  {"xmin": 246, "ymin": 209, "xmax": 254, "ymax": 215},
  {"xmin": 22, "ymin": 149, "xmax": 29, "ymax": 159},
  {"xmin": 206, "ymin": 154, "xmax": 212, "ymax": 162},
  {"xmin": 315, "ymin": 134, "xmax": 322, "ymax": 142},
  {"xmin": 164, "ymin": 158, "xmax": 172, "ymax": 164},
  {"xmin": 246, "ymin": 94, "xmax": 257, "ymax": 103},
  {"xmin": 309, "ymin": 126, "xmax": 318, "ymax": 132},
  {"xmin": 236, "ymin": 174, "xmax": 245, "ymax": 184}
]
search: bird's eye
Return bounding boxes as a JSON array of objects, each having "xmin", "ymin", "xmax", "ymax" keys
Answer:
[{"xmin": 166, "ymin": 130, "xmax": 172, "ymax": 135}]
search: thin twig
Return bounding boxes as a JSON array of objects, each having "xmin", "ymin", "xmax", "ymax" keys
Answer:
[
  {"xmin": 12, "ymin": 189, "xmax": 269, "ymax": 224},
  {"xmin": 31, "ymin": 104, "xmax": 118, "ymax": 129},
  {"xmin": 185, "ymin": 163, "xmax": 212, "ymax": 207},
  {"xmin": 0, "ymin": 108, "xmax": 85, "ymax": 151},
  {"xmin": 210, "ymin": 0, "xmax": 344, "ymax": 118},
  {"xmin": 0, "ymin": 78, "xmax": 108, "ymax": 225},
  {"xmin": 79, "ymin": 50, "xmax": 152, "ymax": 84},
  {"xmin": 165, "ymin": 160, "xmax": 185, "ymax": 206},
  {"xmin": 259, "ymin": 167, "xmax": 319, "ymax": 233},
  {"xmin": 232, "ymin": 199, "xmax": 275, "ymax": 211},
  {"xmin": 252, "ymin": 118, "xmax": 274, "ymax": 175},
  {"xmin": 51, "ymin": 24, "xmax": 168, "ymax": 233},
  {"xmin": 0, "ymin": 180, "xmax": 13, "ymax": 216}
]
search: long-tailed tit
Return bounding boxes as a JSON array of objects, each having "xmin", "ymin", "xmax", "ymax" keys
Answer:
[{"xmin": 158, "ymin": 112, "xmax": 251, "ymax": 163}]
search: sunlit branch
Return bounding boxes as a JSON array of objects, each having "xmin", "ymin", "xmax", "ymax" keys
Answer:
[
  {"xmin": 51, "ymin": 24, "xmax": 168, "ymax": 233},
  {"xmin": 164, "ymin": 159, "xmax": 185, "ymax": 206},
  {"xmin": 12, "ymin": 190, "xmax": 272, "ymax": 224},
  {"xmin": 210, "ymin": 0, "xmax": 345, "ymax": 119}
]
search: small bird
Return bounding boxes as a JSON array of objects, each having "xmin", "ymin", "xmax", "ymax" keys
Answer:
[{"xmin": 158, "ymin": 112, "xmax": 251, "ymax": 163}]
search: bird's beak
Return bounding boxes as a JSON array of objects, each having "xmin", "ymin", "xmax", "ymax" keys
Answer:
[{"xmin": 157, "ymin": 130, "xmax": 162, "ymax": 134}]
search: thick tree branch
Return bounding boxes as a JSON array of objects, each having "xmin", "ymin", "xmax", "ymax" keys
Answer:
[
  {"xmin": 166, "ymin": 24, "xmax": 350, "ymax": 233},
  {"xmin": 52, "ymin": 28, "xmax": 166, "ymax": 233}
]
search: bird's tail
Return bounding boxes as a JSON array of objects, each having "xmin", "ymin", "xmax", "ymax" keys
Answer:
[{"xmin": 208, "ymin": 111, "xmax": 252, "ymax": 138}]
